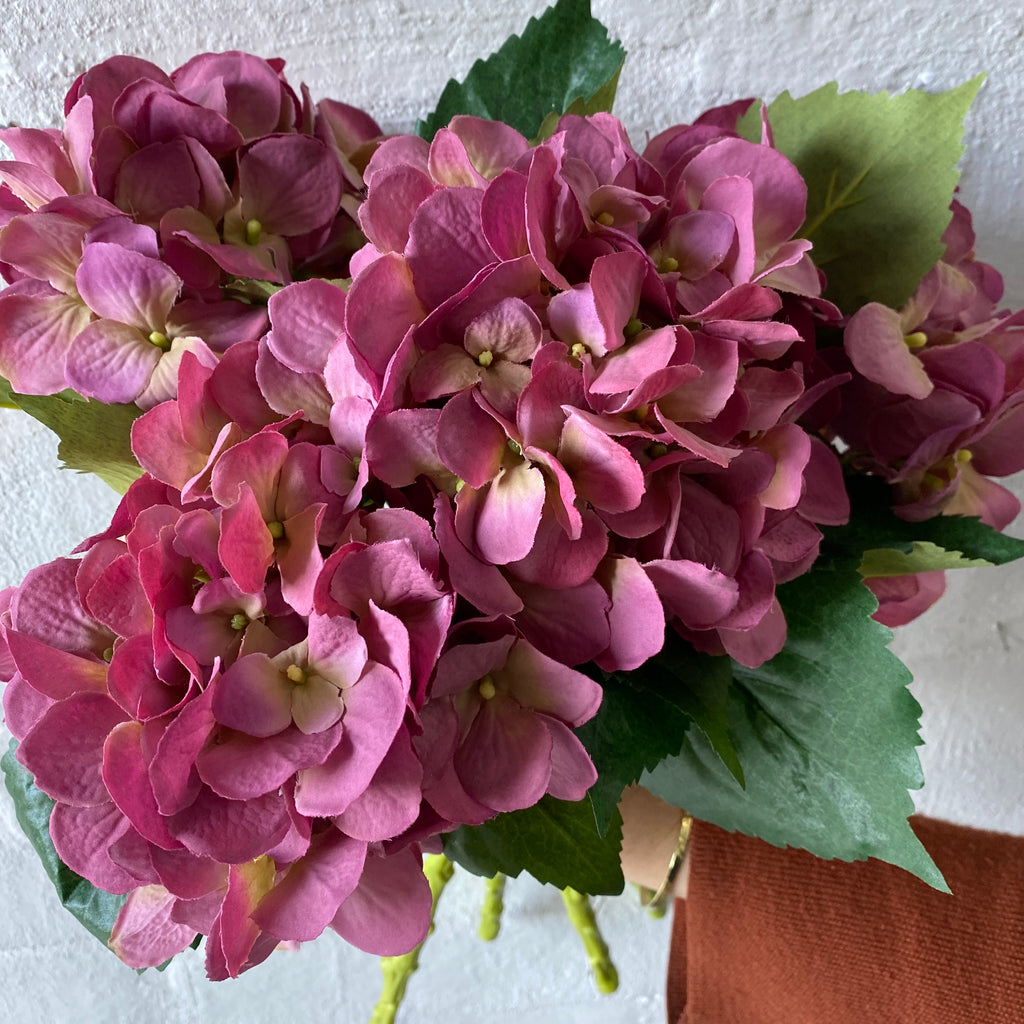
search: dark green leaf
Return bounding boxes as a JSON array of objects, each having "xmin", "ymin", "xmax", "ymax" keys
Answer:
[
  {"xmin": 645, "ymin": 632, "xmax": 744, "ymax": 786},
  {"xmin": 443, "ymin": 796, "xmax": 624, "ymax": 894},
  {"xmin": 739, "ymin": 78, "xmax": 982, "ymax": 313},
  {"xmin": 2, "ymin": 738, "xmax": 127, "ymax": 947},
  {"xmin": 5, "ymin": 389, "xmax": 143, "ymax": 494},
  {"xmin": 576, "ymin": 670, "xmax": 693, "ymax": 834},
  {"xmin": 825, "ymin": 475, "xmax": 1024, "ymax": 569},
  {"xmin": 417, "ymin": 0, "xmax": 626, "ymax": 141},
  {"xmin": 642, "ymin": 561, "xmax": 948, "ymax": 890}
]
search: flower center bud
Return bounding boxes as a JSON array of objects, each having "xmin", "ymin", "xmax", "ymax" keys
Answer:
[
  {"xmin": 647, "ymin": 441, "xmax": 669, "ymax": 459},
  {"xmin": 102, "ymin": 646, "xmax": 114, "ymax": 663},
  {"xmin": 245, "ymin": 219, "xmax": 263, "ymax": 245},
  {"xmin": 267, "ymin": 520, "xmax": 285, "ymax": 540},
  {"xmin": 594, "ymin": 211, "xmax": 615, "ymax": 227},
  {"xmin": 657, "ymin": 256, "xmax": 679, "ymax": 273},
  {"xmin": 571, "ymin": 342, "xmax": 589, "ymax": 359},
  {"xmin": 148, "ymin": 331, "xmax": 171, "ymax": 351},
  {"xmin": 286, "ymin": 664, "xmax": 307, "ymax": 684},
  {"xmin": 956, "ymin": 448, "xmax": 973, "ymax": 464},
  {"xmin": 624, "ymin": 317, "xmax": 644, "ymax": 338},
  {"xmin": 230, "ymin": 613, "xmax": 249, "ymax": 631},
  {"xmin": 903, "ymin": 331, "xmax": 928, "ymax": 349},
  {"xmin": 507, "ymin": 438, "xmax": 523, "ymax": 457},
  {"xmin": 477, "ymin": 349, "xmax": 494, "ymax": 367},
  {"xmin": 478, "ymin": 674, "xmax": 497, "ymax": 700}
]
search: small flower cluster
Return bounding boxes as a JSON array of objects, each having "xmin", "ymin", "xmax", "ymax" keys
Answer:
[
  {"xmin": 834, "ymin": 201, "xmax": 1024, "ymax": 623},
  {"xmin": 3, "ymin": 54, "xmax": 1023, "ymax": 979},
  {"xmin": 0, "ymin": 52, "xmax": 379, "ymax": 406}
]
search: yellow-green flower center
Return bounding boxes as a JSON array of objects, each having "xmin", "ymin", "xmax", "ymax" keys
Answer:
[
  {"xmin": 245, "ymin": 218, "xmax": 263, "ymax": 245},
  {"xmin": 286, "ymin": 664, "xmax": 307, "ymax": 684},
  {"xmin": 148, "ymin": 331, "xmax": 171, "ymax": 351},
  {"xmin": 478, "ymin": 674, "xmax": 497, "ymax": 700}
]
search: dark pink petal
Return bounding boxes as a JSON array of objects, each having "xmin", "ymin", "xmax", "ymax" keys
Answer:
[
  {"xmin": 49, "ymin": 801, "xmax": 138, "ymax": 893},
  {"xmin": 719, "ymin": 596, "xmax": 787, "ymax": 667},
  {"xmin": 149, "ymin": 845, "xmax": 228, "ymax": 900},
  {"xmin": 217, "ymin": 485, "xmax": 275, "ymax": 596},
  {"xmin": 512, "ymin": 578, "xmax": 611, "ymax": 667},
  {"xmin": 0, "ymin": 212, "xmax": 88, "ymax": 288},
  {"xmin": 406, "ymin": 187, "xmax": 496, "ymax": 309},
  {"xmin": 266, "ymin": 278, "xmax": 346, "ymax": 374},
  {"xmin": 196, "ymin": 722, "xmax": 341, "ymax": 800},
  {"xmin": 113, "ymin": 141, "xmax": 206, "ymax": 226},
  {"xmin": 346, "ymin": 253, "xmax": 425, "ymax": 377},
  {"xmin": 2, "ymin": 672, "xmax": 54, "ymax": 741},
  {"xmin": 254, "ymin": 828, "xmax": 366, "ymax": 941},
  {"xmin": 150, "ymin": 685, "xmax": 215, "ymax": 815},
  {"xmin": 595, "ymin": 555, "xmax": 666, "ymax": 672},
  {"xmin": 867, "ymin": 572, "xmax": 947, "ymax": 628},
  {"xmin": 754, "ymin": 423, "xmax": 812, "ymax": 511},
  {"xmin": 359, "ymin": 164, "xmax": 436, "ymax": 252},
  {"xmin": 293, "ymin": 662, "xmax": 406, "ymax": 817},
  {"xmin": 331, "ymin": 846, "xmax": 431, "ymax": 956},
  {"xmin": 86, "ymin": 551, "xmax": 152, "ymax": 637},
  {"xmin": 214, "ymin": 652, "xmax": 295, "ymax": 737},
  {"xmin": 500, "ymin": 639, "xmax": 603, "ymax": 726},
  {"xmin": 239, "ymin": 135, "xmax": 344, "ymax": 236},
  {"xmin": 455, "ymin": 461, "xmax": 546, "ymax": 566},
  {"xmin": 481, "ymin": 168, "xmax": 529, "ymax": 259},
  {"xmin": 5, "ymin": 628, "xmax": 107, "ymax": 700},
  {"xmin": 0, "ymin": 290, "xmax": 92, "ymax": 394},
  {"xmin": 845, "ymin": 302, "xmax": 932, "ymax": 399},
  {"xmin": 109, "ymin": 886, "xmax": 198, "ymax": 968},
  {"xmin": 436, "ymin": 389, "xmax": 507, "ymax": 487},
  {"xmin": 684, "ymin": 137, "xmax": 807, "ymax": 253},
  {"xmin": 333, "ymin": 728, "xmax": 423, "ymax": 842},
  {"xmin": 19, "ymin": 692, "xmax": 127, "ymax": 805},
  {"xmin": 456, "ymin": 696, "xmax": 552, "ymax": 812},
  {"xmin": 557, "ymin": 410, "xmax": 645, "ymax": 513},
  {"xmin": 169, "ymin": 787, "xmax": 290, "ymax": 863},
  {"xmin": 543, "ymin": 718, "xmax": 598, "ymax": 802},
  {"xmin": 645, "ymin": 558, "xmax": 739, "ymax": 630},
  {"xmin": 205, "ymin": 857, "xmax": 277, "ymax": 980},
  {"xmin": 103, "ymin": 721, "xmax": 182, "ymax": 849},
  {"xmin": 64, "ymin": 318, "xmax": 161, "ymax": 403},
  {"xmin": 173, "ymin": 52, "xmax": 290, "ymax": 139}
]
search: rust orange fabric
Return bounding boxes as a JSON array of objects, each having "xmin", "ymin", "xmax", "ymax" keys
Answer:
[{"xmin": 667, "ymin": 816, "xmax": 1024, "ymax": 1023}]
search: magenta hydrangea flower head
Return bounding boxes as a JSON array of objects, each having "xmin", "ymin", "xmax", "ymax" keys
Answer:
[
  {"xmin": 0, "ymin": 51, "xmax": 380, "ymax": 403},
  {"xmin": 837, "ymin": 200, "xmax": 1024, "ymax": 529}
]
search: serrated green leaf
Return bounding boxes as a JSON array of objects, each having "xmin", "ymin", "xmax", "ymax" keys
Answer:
[
  {"xmin": 826, "ymin": 476, "xmax": 1024, "ymax": 568},
  {"xmin": 2, "ymin": 738, "xmax": 127, "ymax": 947},
  {"xmin": 443, "ymin": 795, "xmax": 624, "ymax": 895},
  {"xmin": 859, "ymin": 539, "xmax": 991, "ymax": 577},
  {"xmin": 642, "ymin": 561, "xmax": 948, "ymax": 891},
  {"xmin": 6, "ymin": 392, "xmax": 142, "ymax": 494},
  {"xmin": 740, "ymin": 78, "xmax": 982, "ymax": 313},
  {"xmin": 417, "ymin": 0, "xmax": 626, "ymax": 141},
  {"xmin": 646, "ymin": 632, "xmax": 744, "ymax": 787},
  {"xmin": 576, "ymin": 671, "xmax": 693, "ymax": 834}
]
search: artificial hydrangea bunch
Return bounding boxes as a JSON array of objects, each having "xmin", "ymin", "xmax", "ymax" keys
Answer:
[{"xmin": 2, "ymin": 45, "xmax": 1023, "ymax": 984}]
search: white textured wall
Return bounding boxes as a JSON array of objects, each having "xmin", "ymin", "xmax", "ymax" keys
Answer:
[{"xmin": 1, "ymin": 2, "xmax": 1022, "ymax": 1022}]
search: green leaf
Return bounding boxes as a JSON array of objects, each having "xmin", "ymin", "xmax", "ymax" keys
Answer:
[
  {"xmin": 576, "ymin": 671, "xmax": 693, "ymax": 834},
  {"xmin": 642, "ymin": 561, "xmax": 948, "ymax": 891},
  {"xmin": 2, "ymin": 738, "xmax": 127, "ymax": 947},
  {"xmin": 858, "ymin": 539, "xmax": 992, "ymax": 577},
  {"xmin": 417, "ymin": 0, "xmax": 626, "ymax": 141},
  {"xmin": 740, "ymin": 78, "xmax": 982, "ymax": 313},
  {"xmin": 826, "ymin": 476, "xmax": 1024, "ymax": 569},
  {"xmin": 645, "ymin": 632, "xmax": 744, "ymax": 787},
  {"xmin": 5, "ymin": 390, "xmax": 143, "ymax": 494},
  {"xmin": 443, "ymin": 795, "xmax": 624, "ymax": 895}
]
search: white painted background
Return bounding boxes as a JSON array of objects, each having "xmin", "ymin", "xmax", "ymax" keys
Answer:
[{"xmin": 1, "ymin": 2, "xmax": 1022, "ymax": 1021}]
